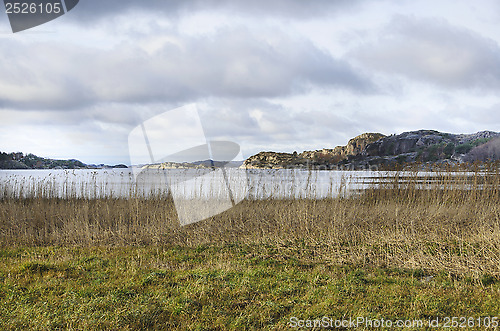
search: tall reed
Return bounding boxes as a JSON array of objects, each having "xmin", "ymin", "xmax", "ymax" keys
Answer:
[{"xmin": 0, "ymin": 164, "xmax": 499, "ymax": 277}]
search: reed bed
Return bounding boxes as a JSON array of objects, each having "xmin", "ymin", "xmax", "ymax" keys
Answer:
[
  {"xmin": 0, "ymin": 163, "xmax": 499, "ymax": 278},
  {"xmin": 1, "ymin": 164, "xmax": 499, "ymax": 329}
]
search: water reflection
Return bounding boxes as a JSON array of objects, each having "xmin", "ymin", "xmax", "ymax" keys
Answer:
[{"xmin": 0, "ymin": 168, "xmax": 493, "ymax": 200}]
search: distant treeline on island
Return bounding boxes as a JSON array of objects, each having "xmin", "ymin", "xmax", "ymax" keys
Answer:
[{"xmin": 0, "ymin": 152, "xmax": 128, "ymax": 170}]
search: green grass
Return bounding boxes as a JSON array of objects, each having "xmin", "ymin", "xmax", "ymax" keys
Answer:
[
  {"xmin": 1, "ymin": 243, "xmax": 500, "ymax": 330},
  {"xmin": 1, "ymin": 167, "xmax": 499, "ymax": 329}
]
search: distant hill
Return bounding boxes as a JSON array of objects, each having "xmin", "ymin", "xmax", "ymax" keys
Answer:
[
  {"xmin": 143, "ymin": 159, "xmax": 243, "ymax": 170},
  {"xmin": 5, "ymin": 130, "xmax": 499, "ymax": 171},
  {"xmin": 0, "ymin": 152, "xmax": 128, "ymax": 170},
  {"xmin": 241, "ymin": 130, "xmax": 500, "ymax": 170}
]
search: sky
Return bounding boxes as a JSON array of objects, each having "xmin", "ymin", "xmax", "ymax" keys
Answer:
[{"xmin": 1, "ymin": 0, "xmax": 500, "ymax": 165}]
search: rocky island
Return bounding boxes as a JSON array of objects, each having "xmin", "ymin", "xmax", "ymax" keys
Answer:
[{"xmin": 241, "ymin": 130, "xmax": 500, "ymax": 170}]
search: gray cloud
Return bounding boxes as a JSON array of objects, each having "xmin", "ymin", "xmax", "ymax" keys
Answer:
[
  {"xmin": 2, "ymin": 1, "xmax": 499, "ymax": 165},
  {"xmin": 197, "ymin": 98, "xmax": 366, "ymax": 157},
  {"xmin": 0, "ymin": 28, "xmax": 372, "ymax": 110},
  {"xmin": 351, "ymin": 16, "xmax": 500, "ymax": 89},
  {"xmin": 70, "ymin": 0, "xmax": 362, "ymax": 21}
]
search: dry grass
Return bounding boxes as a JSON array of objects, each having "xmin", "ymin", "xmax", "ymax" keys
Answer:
[
  {"xmin": 0, "ymin": 163, "xmax": 499, "ymax": 278},
  {"xmin": 1, "ymin": 164, "xmax": 500, "ymax": 329}
]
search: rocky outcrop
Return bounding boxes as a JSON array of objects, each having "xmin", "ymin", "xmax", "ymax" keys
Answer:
[
  {"xmin": 299, "ymin": 133, "xmax": 386, "ymax": 161},
  {"xmin": 241, "ymin": 133, "xmax": 386, "ymax": 169},
  {"xmin": 457, "ymin": 131, "xmax": 500, "ymax": 144},
  {"xmin": 348, "ymin": 130, "xmax": 500, "ymax": 168},
  {"xmin": 242, "ymin": 152, "xmax": 307, "ymax": 169},
  {"xmin": 241, "ymin": 130, "xmax": 500, "ymax": 170},
  {"xmin": 363, "ymin": 130, "xmax": 448, "ymax": 157}
]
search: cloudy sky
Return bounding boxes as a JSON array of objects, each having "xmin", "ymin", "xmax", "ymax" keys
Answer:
[{"xmin": 1, "ymin": 0, "xmax": 500, "ymax": 164}]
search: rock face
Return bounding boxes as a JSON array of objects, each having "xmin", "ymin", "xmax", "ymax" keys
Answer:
[
  {"xmin": 299, "ymin": 133, "xmax": 386, "ymax": 161},
  {"xmin": 242, "ymin": 133, "xmax": 386, "ymax": 169},
  {"xmin": 241, "ymin": 130, "xmax": 500, "ymax": 170},
  {"xmin": 358, "ymin": 130, "xmax": 500, "ymax": 167},
  {"xmin": 364, "ymin": 130, "xmax": 447, "ymax": 157},
  {"xmin": 241, "ymin": 152, "xmax": 306, "ymax": 169}
]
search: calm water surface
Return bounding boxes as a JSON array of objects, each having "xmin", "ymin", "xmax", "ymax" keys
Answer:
[{"xmin": 0, "ymin": 168, "xmax": 480, "ymax": 199}]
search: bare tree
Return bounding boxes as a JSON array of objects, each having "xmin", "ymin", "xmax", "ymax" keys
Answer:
[{"xmin": 464, "ymin": 137, "xmax": 500, "ymax": 162}]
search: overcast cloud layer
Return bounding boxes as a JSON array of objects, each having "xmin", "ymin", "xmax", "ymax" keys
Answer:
[
  {"xmin": 71, "ymin": 0, "xmax": 363, "ymax": 21},
  {"xmin": 1, "ymin": 0, "xmax": 500, "ymax": 164}
]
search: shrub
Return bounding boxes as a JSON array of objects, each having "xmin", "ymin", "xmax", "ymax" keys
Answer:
[{"xmin": 464, "ymin": 137, "xmax": 500, "ymax": 162}]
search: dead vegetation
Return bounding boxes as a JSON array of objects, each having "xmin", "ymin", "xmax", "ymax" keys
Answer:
[{"xmin": 0, "ymin": 163, "xmax": 499, "ymax": 278}]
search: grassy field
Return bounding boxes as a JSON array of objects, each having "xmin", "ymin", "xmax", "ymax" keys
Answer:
[{"xmin": 0, "ymin": 165, "xmax": 499, "ymax": 329}]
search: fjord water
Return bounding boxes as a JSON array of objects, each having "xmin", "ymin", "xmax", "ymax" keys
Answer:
[{"xmin": 0, "ymin": 168, "xmax": 478, "ymax": 200}]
